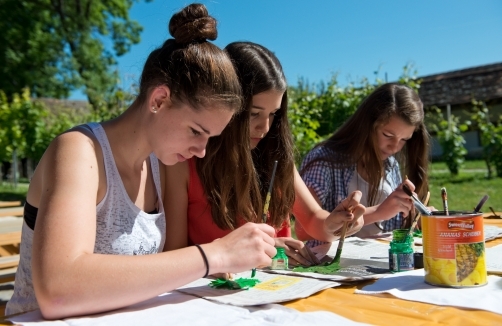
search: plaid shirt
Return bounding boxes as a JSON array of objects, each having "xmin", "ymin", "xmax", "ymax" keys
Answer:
[{"xmin": 300, "ymin": 146, "xmax": 403, "ymax": 247}]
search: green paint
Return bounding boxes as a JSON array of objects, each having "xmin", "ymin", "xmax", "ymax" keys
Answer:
[
  {"xmin": 209, "ymin": 277, "xmax": 261, "ymax": 290},
  {"xmin": 292, "ymin": 261, "xmax": 341, "ymax": 274}
]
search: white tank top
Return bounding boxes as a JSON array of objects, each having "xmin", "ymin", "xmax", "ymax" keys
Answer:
[{"xmin": 6, "ymin": 123, "xmax": 166, "ymax": 315}]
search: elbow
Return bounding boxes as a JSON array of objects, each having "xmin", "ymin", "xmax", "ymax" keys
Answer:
[{"xmin": 34, "ymin": 279, "xmax": 77, "ymax": 319}]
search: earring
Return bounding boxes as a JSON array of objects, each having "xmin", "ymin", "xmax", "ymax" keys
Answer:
[{"xmin": 152, "ymin": 106, "xmax": 157, "ymax": 113}]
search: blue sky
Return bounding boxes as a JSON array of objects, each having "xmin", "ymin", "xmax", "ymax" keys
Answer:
[{"xmin": 72, "ymin": 0, "xmax": 502, "ymax": 99}]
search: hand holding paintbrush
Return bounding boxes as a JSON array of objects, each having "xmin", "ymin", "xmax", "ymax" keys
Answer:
[{"xmin": 330, "ymin": 191, "xmax": 362, "ymax": 264}]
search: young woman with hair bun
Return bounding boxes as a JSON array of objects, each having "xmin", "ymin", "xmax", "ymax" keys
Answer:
[{"xmin": 7, "ymin": 4, "xmax": 277, "ymax": 319}]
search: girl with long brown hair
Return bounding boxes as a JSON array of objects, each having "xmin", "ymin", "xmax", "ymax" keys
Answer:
[
  {"xmin": 164, "ymin": 42, "xmax": 365, "ymax": 268},
  {"xmin": 299, "ymin": 83, "xmax": 430, "ymax": 247},
  {"xmin": 7, "ymin": 4, "xmax": 277, "ymax": 319}
]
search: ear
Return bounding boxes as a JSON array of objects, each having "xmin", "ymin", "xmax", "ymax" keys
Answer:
[{"xmin": 149, "ymin": 85, "xmax": 171, "ymax": 113}]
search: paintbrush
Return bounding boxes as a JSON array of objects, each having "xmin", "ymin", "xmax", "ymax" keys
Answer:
[
  {"xmin": 441, "ymin": 187, "xmax": 449, "ymax": 215},
  {"xmin": 331, "ymin": 205, "xmax": 354, "ymax": 264},
  {"xmin": 262, "ymin": 160, "xmax": 279, "ymax": 223},
  {"xmin": 331, "ymin": 221, "xmax": 348, "ymax": 264},
  {"xmin": 252, "ymin": 160, "xmax": 279, "ymax": 277},
  {"xmin": 402, "ymin": 184, "xmax": 432, "ymax": 216},
  {"xmin": 473, "ymin": 195, "xmax": 489, "ymax": 213}
]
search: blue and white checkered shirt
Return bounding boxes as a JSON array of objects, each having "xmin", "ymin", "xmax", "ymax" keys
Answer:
[{"xmin": 300, "ymin": 146, "xmax": 403, "ymax": 247}]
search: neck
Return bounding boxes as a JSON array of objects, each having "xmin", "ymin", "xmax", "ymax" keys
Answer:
[{"xmin": 101, "ymin": 105, "xmax": 152, "ymax": 172}]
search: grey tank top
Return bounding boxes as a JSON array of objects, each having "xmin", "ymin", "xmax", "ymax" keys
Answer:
[{"xmin": 6, "ymin": 122, "xmax": 166, "ymax": 315}]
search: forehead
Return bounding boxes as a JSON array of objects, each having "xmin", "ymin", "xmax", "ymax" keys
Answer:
[
  {"xmin": 181, "ymin": 103, "xmax": 234, "ymax": 135},
  {"xmin": 379, "ymin": 116, "xmax": 415, "ymax": 137},
  {"xmin": 251, "ymin": 90, "xmax": 284, "ymax": 108}
]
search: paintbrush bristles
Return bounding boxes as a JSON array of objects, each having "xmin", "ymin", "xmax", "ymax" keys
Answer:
[{"xmin": 441, "ymin": 187, "xmax": 449, "ymax": 215}]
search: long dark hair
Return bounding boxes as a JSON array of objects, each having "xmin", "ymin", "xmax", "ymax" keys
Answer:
[
  {"xmin": 196, "ymin": 42, "xmax": 295, "ymax": 230},
  {"xmin": 302, "ymin": 83, "xmax": 430, "ymax": 220},
  {"xmin": 136, "ymin": 3, "xmax": 242, "ymax": 112}
]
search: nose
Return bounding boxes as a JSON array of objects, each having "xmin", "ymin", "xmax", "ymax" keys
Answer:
[
  {"xmin": 190, "ymin": 140, "xmax": 207, "ymax": 158},
  {"xmin": 389, "ymin": 138, "xmax": 401, "ymax": 154},
  {"xmin": 256, "ymin": 116, "xmax": 271, "ymax": 134}
]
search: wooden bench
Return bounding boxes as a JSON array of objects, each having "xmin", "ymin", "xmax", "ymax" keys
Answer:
[
  {"xmin": 0, "ymin": 207, "xmax": 23, "ymax": 218},
  {"xmin": 0, "ymin": 201, "xmax": 21, "ymax": 208},
  {"xmin": 0, "ymin": 256, "xmax": 19, "ymax": 270},
  {"xmin": 0, "ymin": 217, "xmax": 22, "ymax": 257}
]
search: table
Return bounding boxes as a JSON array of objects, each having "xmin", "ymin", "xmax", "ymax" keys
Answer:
[
  {"xmin": 1, "ymin": 217, "xmax": 501, "ymax": 325},
  {"xmin": 283, "ymin": 217, "xmax": 502, "ymax": 325}
]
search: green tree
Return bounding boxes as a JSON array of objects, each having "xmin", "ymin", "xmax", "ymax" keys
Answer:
[
  {"xmin": 470, "ymin": 100, "xmax": 502, "ymax": 178},
  {"xmin": 428, "ymin": 107, "xmax": 468, "ymax": 175},
  {"xmin": 0, "ymin": 0, "xmax": 149, "ymax": 108}
]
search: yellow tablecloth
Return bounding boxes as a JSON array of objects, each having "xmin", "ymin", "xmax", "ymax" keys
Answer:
[{"xmin": 283, "ymin": 217, "xmax": 502, "ymax": 325}]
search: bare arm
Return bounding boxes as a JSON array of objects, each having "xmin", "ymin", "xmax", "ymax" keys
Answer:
[
  {"xmin": 31, "ymin": 133, "xmax": 276, "ymax": 319},
  {"xmin": 291, "ymin": 169, "xmax": 364, "ymax": 242},
  {"xmin": 163, "ymin": 161, "xmax": 189, "ymax": 251},
  {"xmin": 357, "ymin": 179, "xmax": 415, "ymax": 225}
]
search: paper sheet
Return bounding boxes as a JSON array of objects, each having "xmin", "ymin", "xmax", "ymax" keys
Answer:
[
  {"xmin": 355, "ymin": 269, "xmax": 502, "ymax": 316},
  {"xmin": 486, "ymin": 244, "xmax": 502, "ymax": 274},
  {"xmin": 176, "ymin": 270, "xmax": 339, "ymax": 306},
  {"xmin": 8, "ymin": 291, "xmax": 369, "ymax": 326}
]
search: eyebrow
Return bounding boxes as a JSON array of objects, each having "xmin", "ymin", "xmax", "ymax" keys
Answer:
[
  {"xmin": 252, "ymin": 105, "xmax": 281, "ymax": 111},
  {"xmin": 383, "ymin": 130, "xmax": 413, "ymax": 140},
  {"xmin": 195, "ymin": 122, "xmax": 211, "ymax": 135}
]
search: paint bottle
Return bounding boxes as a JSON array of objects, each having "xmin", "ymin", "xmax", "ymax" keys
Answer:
[
  {"xmin": 389, "ymin": 229, "xmax": 414, "ymax": 272},
  {"xmin": 271, "ymin": 248, "xmax": 288, "ymax": 270}
]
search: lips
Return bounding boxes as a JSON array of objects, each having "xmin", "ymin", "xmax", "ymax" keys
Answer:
[{"xmin": 177, "ymin": 154, "xmax": 187, "ymax": 162}]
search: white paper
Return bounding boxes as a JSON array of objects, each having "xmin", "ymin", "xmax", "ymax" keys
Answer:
[
  {"xmin": 355, "ymin": 269, "xmax": 502, "ymax": 316},
  {"xmin": 8, "ymin": 291, "xmax": 369, "ymax": 326},
  {"xmin": 176, "ymin": 270, "xmax": 339, "ymax": 306},
  {"xmin": 484, "ymin": 225, "xmax": 502, "ymax": 241},
  {"xmin": 486, "ymin": 244, "xmax": 502, "ymax": 274}
]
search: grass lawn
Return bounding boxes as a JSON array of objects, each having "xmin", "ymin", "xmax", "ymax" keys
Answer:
[{"xmin": 427, "ymin": 161, "xmax": 500, "ymax": 212}]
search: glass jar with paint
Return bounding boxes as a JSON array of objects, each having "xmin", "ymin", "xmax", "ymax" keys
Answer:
[
  {"xmin": 271, "ymin": 247, "xmax": 288, "ymax": 270},
  {"xmin": 389, "ymin": 229, "xmax": 414, "ymax": 272}
]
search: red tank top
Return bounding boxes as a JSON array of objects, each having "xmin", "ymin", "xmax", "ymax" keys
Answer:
[{"xmin": 187, "ymin": 158, "xmax": 291, "ymax": 245}]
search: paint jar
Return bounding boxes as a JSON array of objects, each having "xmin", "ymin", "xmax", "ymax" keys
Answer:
[
  {"xmin": 271, "ymin": 247, "xmax": 288, "ymax": 270},
  {"xmin": 389, "ymin": 229, "xmax": 415, "ymax": 272},
  {"xmin": 422, "ymin": 211, "xmax": 487, "ymax": 287}
]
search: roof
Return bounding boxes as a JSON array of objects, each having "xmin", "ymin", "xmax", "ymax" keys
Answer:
[{"xmin": 418, "ymin": 62, "xmax": 502, "ymax": 106}]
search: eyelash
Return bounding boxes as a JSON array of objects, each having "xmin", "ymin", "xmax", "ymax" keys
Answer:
[
  {"xmin": 383, "ymin": 133, "xmax": 409, "ymax": 142},
  {"xmin": 191, "ymin": 128, "xmax": 201, "ymax": 136},
  {"xmin": 251, "ymin": 112, "xmax": 277, "ymax": 118}
]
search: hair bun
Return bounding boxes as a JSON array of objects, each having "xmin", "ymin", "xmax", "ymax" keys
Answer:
[{"xmin": 169, "ymin": 3, "xmax": 217, "ymax": 44}]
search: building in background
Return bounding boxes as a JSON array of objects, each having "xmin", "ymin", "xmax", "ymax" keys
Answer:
[{"xmin": 419, "ymin": 62, "xmax": 502, "ymax": 158}]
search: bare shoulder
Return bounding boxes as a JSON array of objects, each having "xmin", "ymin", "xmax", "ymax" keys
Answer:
[{"xmin": 28, "ymin": 125, "xmax": 104, "ymax": 206}]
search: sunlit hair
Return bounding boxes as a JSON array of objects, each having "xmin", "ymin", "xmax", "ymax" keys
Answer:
[
  {"xmin": 301, "ymin": 83, "xmax": 430, "ymax": 227},
  {"xmin": 196, "ymin": 41, "xmax": 295, "ymax": 230},
  {"xmin": 137, "ymin": 3, "xmax": 241, "ymax": 112}
]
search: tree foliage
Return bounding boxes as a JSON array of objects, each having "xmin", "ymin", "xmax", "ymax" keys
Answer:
[
  {"xmin": 0, "ymin": 0, "xmax": 149, "ymax": 108},
  {"xmin": 470, "ymin": 100, "xmax": 502, "ymax": 178},
  {"xmin": 427, "ymin": 107, "xmax": 468, "ymax": 175}
]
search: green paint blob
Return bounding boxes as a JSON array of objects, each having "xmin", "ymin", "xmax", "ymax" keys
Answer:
[
  {"xmin": 209, "ymin": 277, "xmax": 261, "ymax": 290},
  {"xmin": 292, "ymin": 261, "xmax": 341, "ymax": 274}
]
